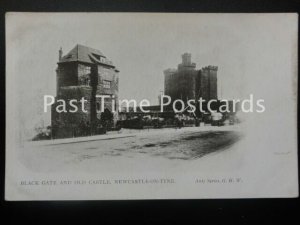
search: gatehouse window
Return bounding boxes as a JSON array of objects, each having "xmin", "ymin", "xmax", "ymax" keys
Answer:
[
  {"xmin": 103, "ymin": 80, "xmax": 111, "ymax": 89},
  {"xmin": 96, "ymin": 102, "xmax": 100, "ymax": 111}
]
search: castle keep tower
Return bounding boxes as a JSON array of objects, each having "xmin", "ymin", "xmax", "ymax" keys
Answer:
[
  {"xmin": 164, "ymin": 53, "xmax": 218, "ymax": 111},
  {"xmin": 52, "ymin": 44, "xmax": 119, "ymax": 138},
  {"xmin": 164, "ymin": 53, "xmax": 198, "ymax": 103}
]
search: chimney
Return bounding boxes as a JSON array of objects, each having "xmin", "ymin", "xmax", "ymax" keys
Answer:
[{"xmin": 59, "ymin": 47, "xmax": 63, "ymax": 61}]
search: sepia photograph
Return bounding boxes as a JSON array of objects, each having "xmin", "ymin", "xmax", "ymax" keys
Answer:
[{"xmin": 5, "ymin": 13, "xmax": 298, "ymax": 200}]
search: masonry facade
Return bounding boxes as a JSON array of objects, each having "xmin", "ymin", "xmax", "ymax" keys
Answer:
[
  {"xmin": 164, "ymin": 53, "xmax": 218, "ymax": 113},
  {"xmin": 52, "ymin": 44, "xmax": 119, "ymax": 138}
]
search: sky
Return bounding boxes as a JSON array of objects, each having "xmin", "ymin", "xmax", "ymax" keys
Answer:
[{"xmin": 6, "ymin": 13, "xmax": 297, "ymax": 137}]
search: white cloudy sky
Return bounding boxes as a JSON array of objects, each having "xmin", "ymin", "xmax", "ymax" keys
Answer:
[{"xmin": 6, "ymin": 13, "xmax": 297, "ymax": 135}]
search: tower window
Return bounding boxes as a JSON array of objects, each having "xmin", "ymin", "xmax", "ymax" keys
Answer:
[
  {"xmin": 84, "ymin": 66, "xmax": 91, "ymax": 75},
  {"xmin": 96, "ymin": 102, "xmax": 101, "ymax": 111},
  {"xmin": 103, "ymin": 80, "xmax": 111, "ymax": 89}
]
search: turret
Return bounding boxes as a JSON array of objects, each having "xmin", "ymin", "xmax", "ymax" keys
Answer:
[
  {"xmin": 182, "ymin": 53, "xmax": 192, "ymax": 65},
  {"xmin": 59, "ymin": 47, "xmax": 63, "ymax": 61}
]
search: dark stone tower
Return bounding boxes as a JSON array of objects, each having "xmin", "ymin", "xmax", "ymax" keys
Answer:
[
  {"xmin": 199, "ymin": 66, "xmax": 218, "ymax": 101},
  {"xmin": 164, "ymin": 53, "xmax": 198, "ymax": 103},
  {"xmin": 52, "ymin": 44, "xmax": 119, "ymax": 138},
  {"xmin": 164, "ymin": 53, "xmax": 218, "ymax": 113}
]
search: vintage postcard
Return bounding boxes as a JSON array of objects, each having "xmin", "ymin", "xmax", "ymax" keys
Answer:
[{"xmin": 5, "ymin": 13, "xmax": 298, "ymax": 200}]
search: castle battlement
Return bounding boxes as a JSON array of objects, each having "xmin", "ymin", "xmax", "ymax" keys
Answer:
[{"xmin": 202, "ymin": 65, "xmax": 218, "ymax": 71}]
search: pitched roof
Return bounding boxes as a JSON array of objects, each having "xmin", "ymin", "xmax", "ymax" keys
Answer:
[{"xmin": 59, "ymin": 44, "xmax": 116, "ymax": 69}]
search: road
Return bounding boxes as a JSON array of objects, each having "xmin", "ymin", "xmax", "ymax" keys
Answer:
[{"xmin": 20, "ymin": 126, "xmax": 244, "ymax": 172}]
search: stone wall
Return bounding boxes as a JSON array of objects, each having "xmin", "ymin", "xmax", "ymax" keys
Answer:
[
  {"xmin": 201, "ymin": 66, "xmax": 218, "ymax": 101},
  {"xmin": 56, "ymin": 62, "xmax": 78, "ymax": 94},
  {"xmin": 164, "ymin": 68, "xmax": 198, "ymax": 103},
  {"xmin": 200, "ymin": 68, "xmax": 210, "ymax": 101},
  {"xmin": 51, "ymin": 86, "xmax": 93, "ymax": 138}
]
